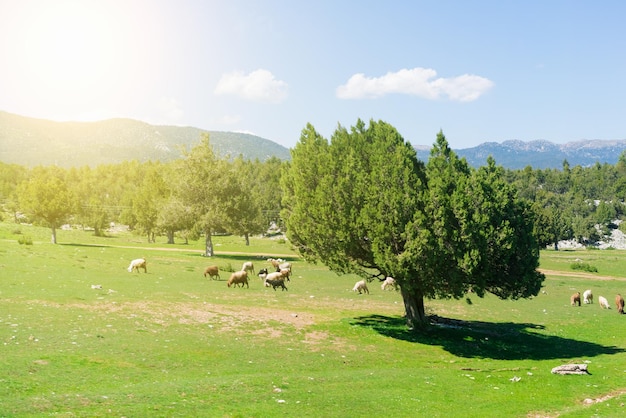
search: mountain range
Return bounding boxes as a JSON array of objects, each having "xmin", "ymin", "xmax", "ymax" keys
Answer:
[{"xmin": 1, "ymin": 111, "xmax": 625, "ymax": 170}]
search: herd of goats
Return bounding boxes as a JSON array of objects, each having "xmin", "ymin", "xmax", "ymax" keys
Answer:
[
  {"xmin": 126, "ymin": 257, "xmax": 626, "ymax": 312},
  {"xmin": 571, "ymin": 289, "xmax": 625, "ymax": 313},
  {"xmin": 126, "ymin": 256, "xmax": 399, "ymax": 294}
]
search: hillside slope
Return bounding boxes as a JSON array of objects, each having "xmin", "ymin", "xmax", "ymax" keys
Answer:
[{"xmin": 0, "ymin": 111, "xmax": 291, "ymax": 167}]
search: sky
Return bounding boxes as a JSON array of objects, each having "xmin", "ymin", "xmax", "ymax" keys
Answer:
[{"xmin": 1, "ymin": 0, "xmax": 625, "ymax": 150}]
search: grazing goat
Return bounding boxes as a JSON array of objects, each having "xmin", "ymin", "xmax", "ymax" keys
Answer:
[
  {"xmin": 264, "ymin": 273, "xmax": 288, "ymax": 291},
  {"xmin": 583, "ymin": 289, "xmax": 593, "ymax": 304},
  {"xmin": 203, "ymin": 265, "xmax": 220, "ymax": 280},
  {"xmin": 264, "ymin": 271, "xmax": 286, "ymax": 284},
  {"xmin": 227, "ymin": 271, "xmax": 249, "ymax": 288},
  {"xmin": 241, "ymin": 261, "xmax": 255, "ymax": 276},
  {"xmin": 278, "ymin": 261, "xmax": 292, "ymax": 272},
  {"xmin": 599, "ymin": 296, "xmax": 610, "ymax": 309},
  {"xmin": 352, "ymin": 280, "xmax": 369, "ymax": 294},
  {"xmin": 616, "ymin": 294, "xmax": 625, "ymax": 314},
  {"xmin": 127, "ymin": 258, "xmax": 147, "ymax": 273},
  {"xmin": 279, "ymin": 268, "xmax": 291, "ymax": 281},
  {"xmin": 570, "ymin": 292, "xmax": 581, "ymax": 306},
  {"xmin": 381, "ymin": 276, "xmax": 397, "ymax": 291},
  {"xmin": 258, "ymin": 268, "xmax": 269, "ymax": 280},
  {"xmin": 267, "ymin": 258, "xmax": 283, "ymax": 270}
]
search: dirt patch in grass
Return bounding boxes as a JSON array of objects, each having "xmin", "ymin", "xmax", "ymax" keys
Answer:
[{"xmin": 24, "ymin": 298, "xmax": 316, "ymax": 330}]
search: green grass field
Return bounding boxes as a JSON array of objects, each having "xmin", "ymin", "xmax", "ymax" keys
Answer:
[{"xmin": 2, "ymin": 223, "xmax": 626, "ymax": 417}]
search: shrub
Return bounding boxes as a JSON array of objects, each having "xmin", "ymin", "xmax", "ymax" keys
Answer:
[
  {"xmin": 17, "ymin": 235, "xmax": 33, "ymax": 245},
  {"xmin": 570, "ymin": 261, "xmax": 598, "ymax": 273}
]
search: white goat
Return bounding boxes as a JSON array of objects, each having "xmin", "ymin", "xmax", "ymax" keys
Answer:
[
  {"xmin": 127, "ymin": 258, "xmax": 147, "ymax": 273},
  {"xmin": 381, "ymin": 276, "xmax": 397, "ymax": 291},
  {"xmin": 583, "ymin": 289, "xmax": 593, "ymax": 304},
  {"xmin": 599, "ymin": 296, "xmax": 610, "ymax": 309},
  {"xmin": 352, "ymin": 280, "xmax": 369, "ymax": 294},
  {"xmin": 241, "ymin": 261, "xmax": 255, "ymax": 276}
]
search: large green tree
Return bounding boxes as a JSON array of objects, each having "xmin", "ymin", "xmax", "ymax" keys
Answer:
[
  {"xmin": 175, "ymin": 134, "xmax": 234, "ymax": 256},
  {"xmin": 282, "ymin": 121, "xmax": 544, "ymax": 328},
  {"xmin": 17, "ymin": 166, "xmax": 75, "ymax": 243}
]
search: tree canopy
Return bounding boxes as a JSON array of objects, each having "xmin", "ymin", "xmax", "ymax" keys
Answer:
[
  {"xmin": 17, "ymin": 166, "xmax": 75, "ymax": 243},
  {"xmin": 282, "ymin": 121, "xmax": 545, "ymax": 328}
]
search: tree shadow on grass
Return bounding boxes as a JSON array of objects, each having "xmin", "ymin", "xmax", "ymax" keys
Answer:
[{"xmin": 351, "ymin": 314, "xmax": 626, "ymax": 360}]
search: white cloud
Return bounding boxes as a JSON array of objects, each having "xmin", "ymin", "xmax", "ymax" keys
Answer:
[
  {"xmin": 336, "ymin": 67, "xmax": 494, "ymax": 102},
  {"xmin": 214, "ymin": 69, "xmax": 288, "ymax": 103}
]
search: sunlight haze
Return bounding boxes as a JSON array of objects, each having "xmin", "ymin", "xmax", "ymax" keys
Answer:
[{"xmin": 0, "ymin": 0, "xmax": 624, "ymax": 149}]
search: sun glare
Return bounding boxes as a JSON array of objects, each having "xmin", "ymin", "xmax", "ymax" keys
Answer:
[{"xmin": 7, "ymin": 1, "xmax": 129, "ymax": 121}]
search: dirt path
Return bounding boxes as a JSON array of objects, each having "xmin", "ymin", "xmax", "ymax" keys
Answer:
[
  {"xmin": 539, "ymin": 268, "xmax": 626, "ymax": 281},
  {"xmin": 74, "ymin": 242, "xmax": 297, "ymax": 259}
]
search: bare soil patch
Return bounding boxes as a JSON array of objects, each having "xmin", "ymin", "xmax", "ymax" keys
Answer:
[{"xmin": 539, "ymin": 268, "xmax": 626, "ymax": 281}]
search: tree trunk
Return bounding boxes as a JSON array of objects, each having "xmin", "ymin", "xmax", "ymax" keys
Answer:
[
  {"xmin": 167, "ymin": 230, "xmax": 175, "ymax": 244},
  {"xmin": 400, "ymin": 287, "xmax": 427, "ymax": 329},
  {"xmin": 51, "ymin": 226, "xmax": 57, "ymax": 244},
  {"xmin": 204, "ymin": 228, "xmax": 214, "ymax": 257},
  {"xmin": 244, "ymin": 232, "xmax": 250, "ymax": 246}
]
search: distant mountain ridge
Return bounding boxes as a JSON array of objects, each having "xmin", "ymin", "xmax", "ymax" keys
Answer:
[
  {"xmin": 448, "ymin": 139, "xmax": 626, "ymax": 169},
  {"xmin": 1, "ymin": 111, "xmax": 624, "ymax": 169},
  {"xmin": 0, "ymin": 111, "xmax": 290, "ymax": 167}
]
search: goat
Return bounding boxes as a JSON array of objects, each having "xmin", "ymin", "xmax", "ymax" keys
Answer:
[
  {"xmin": 570, "ymin": 292, "xmax": 581, "ymax": 306},
  {"xmin": 267, "ymin": 258, "xmax": 283, "ymax": 270},
  {"xmin": 381, "ymin": 276, "xmax": 397, "ymax": 291},
  {"xmin": 127, "ymin": 258, "xmax": 147, "ymax": 273},
  {"xmin": 352, "ymin": 280, "xmax": 369, "ymax": 294},
  {"xmin": 227, "ymin": 271, "xmax": 249, "ymax": 288},
  {"xmin": 279, "ymin": 268, "xmax": 291, "ymax": 281},
  {"xmin": 599, "ymin": 296, "xmax": 610, "ymax": 309},
  {"xmin": 278, "ymin": 261, "xmax": 292, "ymax": 272},
  {"xmin": 265, "ymin": 276, "xmax": 288, "ymax": 291},
  {"xmin": 203, "ymin": 265, "xmax": 220, "ymax": 280},
  {"xmin": 241, "ymin": 261, "xmax": 255, "ymax": 276},
  {"xmin": 616, "ymin": 294, "xmax": 625, "ymax": 314},
  {"xmin": 583, "ymin": 289, "xmax": 593, "ymax": 304}
]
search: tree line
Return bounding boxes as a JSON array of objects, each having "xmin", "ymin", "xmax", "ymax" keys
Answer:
[{"xmin": 0, "ymin": 134, "xmax": 283, "ymax": 255}]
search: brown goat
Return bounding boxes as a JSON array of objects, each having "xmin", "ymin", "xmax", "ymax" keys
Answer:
[
  {"xmin": 227, "ymin": 270, "xmax": 249, "ymax": 288},
  {"xmin": 203, "ymin": 265, "xmax": 220, "ymax": 280},
  {"xmin": 570, "ymin": 292, "xmax": 581, "ymax": 306},
  {"xmin": 616, "ymin": 294, "xmax": 625, "ymax": 314}
]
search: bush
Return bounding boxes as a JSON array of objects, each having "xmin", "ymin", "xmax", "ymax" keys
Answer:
[
  {"xmin": 571, "ymin": 261, "xmax": 598, "ymax": 273},
  {"xmin": 17, "ymin": 235, "xmax": 33, "ymax": 245}
]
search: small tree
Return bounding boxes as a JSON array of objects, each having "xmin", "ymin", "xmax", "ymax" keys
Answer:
[
  {"xmin": 175, "ymin": 134, "xmax": 230, "ymax": 256},
  {"xmin": 17, "ymin": 166, "xmax": 75, "ymax": 244}
]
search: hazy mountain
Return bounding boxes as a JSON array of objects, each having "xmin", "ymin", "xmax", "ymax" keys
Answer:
[
  {"xmin": 0, "ymin": 111, "xmax": 290, "ymax": 167},
  {"xmin": 447, "ymin": 139, "xmax": 626, "ymax": 169},
  {"xmin": 1, "ymin": 111, "xmax": 625, "ymax": 169}
]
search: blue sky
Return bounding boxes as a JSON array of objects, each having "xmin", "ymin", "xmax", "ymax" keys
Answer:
[{"xmin": 1, "ymin": 0, "xmax": 625, "ymax": 149}]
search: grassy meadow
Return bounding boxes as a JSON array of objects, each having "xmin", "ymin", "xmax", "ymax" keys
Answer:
[{"xmin": 2, "ymin": 223, "xmax": 626, "ymax": 417}]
